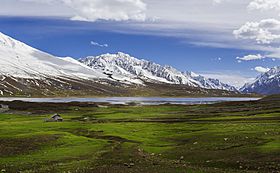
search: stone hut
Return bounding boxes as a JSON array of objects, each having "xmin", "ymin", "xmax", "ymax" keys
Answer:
[{"xmin": 51, "ymin": 113, "xmax": 63, "ymax": 122}]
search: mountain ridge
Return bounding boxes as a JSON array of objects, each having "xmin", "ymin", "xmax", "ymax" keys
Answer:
[
  {"xmin": 80, "ymin": 52, "xmax": 237, "ymax": 91},
  {"xmin": 0, "ymin": 32, "xmax": 241, "ymax": 97},
  {"xmin": 240, "ymin": 66, "xmax": 280, "ymax": 95},
  {"xmin": 0, "ymin": 32, "xmax": 108, "ymax": 80}
]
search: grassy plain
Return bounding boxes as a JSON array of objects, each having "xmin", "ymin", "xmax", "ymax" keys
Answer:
[{"xmin": 0, "ymin": 97, "xmax": 279, "ymax": 173}]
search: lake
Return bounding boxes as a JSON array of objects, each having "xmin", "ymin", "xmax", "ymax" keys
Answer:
[{"xmin": 0, "ymin": 97, "xmax": 260, "ymax": 105}]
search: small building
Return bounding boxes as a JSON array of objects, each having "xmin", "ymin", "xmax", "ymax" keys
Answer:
[{"xmin": 51, "ymin": 114, "xmax": 63, "ymax": 122}]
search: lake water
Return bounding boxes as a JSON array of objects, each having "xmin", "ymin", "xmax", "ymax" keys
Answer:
[{"xmin": 0, "ymin": 97, "xmax": 260, "ymax": 105}]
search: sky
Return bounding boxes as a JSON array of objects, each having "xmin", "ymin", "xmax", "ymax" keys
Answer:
[{"xmin": 0, "ymin": 0, "xmax": 280, "ymax": 88}]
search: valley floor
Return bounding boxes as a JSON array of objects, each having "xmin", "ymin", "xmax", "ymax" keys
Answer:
[{"xmin": 0, "ymin": 98, "xmax": 279, "ymax": 173}]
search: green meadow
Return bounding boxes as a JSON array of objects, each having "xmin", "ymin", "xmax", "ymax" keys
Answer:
[{"xmin": 0, "ymin": 98, "xmax": 279, "ymax": 173}]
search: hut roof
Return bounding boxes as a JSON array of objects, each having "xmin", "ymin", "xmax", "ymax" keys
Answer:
[{"xmin": 51, "ymin": 114, "xmax": 62, "ymax": 118}]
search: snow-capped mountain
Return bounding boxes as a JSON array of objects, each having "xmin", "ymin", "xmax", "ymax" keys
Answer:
[
  {"xmin": 80, "ymin": 52, "xmax": 237, "ymax": 91},
  {"xmin": 0, "ymin": 32, "xmax": 124, "ymax": 96},
  {"xmin": 0, "ymin": 32, "xmax": 107, "ymax": 80},
  {"xmin": 0, "ymin": 32, "xmax": 239, "ymax": 97},
  {"xmin": 240, "ymin": 66, "xmax": 280, "ymax": 95}
]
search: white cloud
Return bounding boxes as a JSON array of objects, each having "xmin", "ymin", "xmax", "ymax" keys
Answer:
[
  {"xmin": 254, "ymin": 66, "xmax": 270, "ymax": 73},
  {"xmin": 2, "ymin": 0, "xmax": 280, "ymax": 61},
  {"xmin": 3, "ymin": 0, "xmax": 266, "ymax": 27},
  {"xmin": 248, "ymin": 0, "xmax": 280, "ymax": 13},
  {"xmin": 20, "ymin": 0, "xmax": 147, "ymax": 22},
  {"xmin": 236, "ymin": 54, "xmax": 265, "ymax": 61},
  {"xmin": 90, "ymin": 41, "xmax": 109, "ymax": 47},
  {"xmin": 233, "ymin": 19, "xmax": 280, "ymax": 44}
]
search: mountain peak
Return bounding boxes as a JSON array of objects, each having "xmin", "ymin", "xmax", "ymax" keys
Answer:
[
  {"xmin": 0, "ymin": 32, "xmax": 18, "ymax": 48},
  {"xmin": 241, "ymin": 66, "xmax": 280, "ymax": 95},
  {"xmin": 80, "ymin": 53, "xmax": 237, "ymax": 91},
  {"xmin": 117, "ymin": 52, "xmax": 129, "ymax": 56},
  {"xmin": 268, "ymin": 66, "xmax": 280, "ymax": 74},
  {"xmin": 0, "ymin": 32, "xmax": 35, "ymax": 53},
  {"xmin": 0, "ymin": 32, "xmax": 107, "ymax": 80}
]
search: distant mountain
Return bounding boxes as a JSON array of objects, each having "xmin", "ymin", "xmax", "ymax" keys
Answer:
[
  {"xmin": 240, "ymin": 66, "xmax": 280, "ymax": 95},
  {"xmin": 80, "ymin": 52, "xmax": 237, "ymax": 91},
  {"xmin": 0, "ymin": 32, "xmax": 239, "ymax": 97},
  {"xmin": 0, "ymin": 32, "xmax": 127, "ymax": 96}
]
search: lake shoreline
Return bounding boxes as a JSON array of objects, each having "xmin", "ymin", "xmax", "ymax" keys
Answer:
[{"xmin": 0, "ymin": 97, "xmax": 261, "ymax": 105}]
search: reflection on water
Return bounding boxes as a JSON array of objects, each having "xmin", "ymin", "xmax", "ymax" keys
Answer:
[{"xmin": 0, "ymin": 97, "xmax": 260, "ymax": 105}]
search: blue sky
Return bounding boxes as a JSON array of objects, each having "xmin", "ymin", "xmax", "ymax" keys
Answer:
[{"xmin": 0, "ymin": 0, "xmax": 280, "ymax": 87}]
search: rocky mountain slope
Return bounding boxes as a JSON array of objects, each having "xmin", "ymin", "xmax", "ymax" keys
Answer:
[
  {"xmin": 0, "ymin": 32, "xmax": 239, "ymax": 97},
  {"xmin": 240, "ymin": 66, "xmax": 280, "ymax": 95},
  {"xmin": 80, "ymin": 52, "xmax": 237, "ymax": 91},
  {"xmin": 0, "ymin": 32, "xmax": 128, "ymax": 96}
]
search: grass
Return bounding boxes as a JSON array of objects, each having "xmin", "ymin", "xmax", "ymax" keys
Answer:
[{"xmin": 0, "ymin": 98, "xmax": 279, "ymax": 173}]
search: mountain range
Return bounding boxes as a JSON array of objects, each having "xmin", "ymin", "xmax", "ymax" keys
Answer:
[
  {"xmin": 241, "ymin": 66, "xmax": 280, "ymax": 95},
  {"xmin": 0, "ymin": 31, "xmax": 273, "ymax": 97},
  {"xmin": 80, "ymin": 52, "xmax": 237, "ymax": 91}
]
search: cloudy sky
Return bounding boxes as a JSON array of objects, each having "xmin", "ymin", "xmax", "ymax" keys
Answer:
[{"xmin": 1, "ymin": 0, "xmax": 280, "ymax": 87}]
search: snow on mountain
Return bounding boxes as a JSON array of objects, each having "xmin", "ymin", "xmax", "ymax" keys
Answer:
[
  {"xmin": 0, "ymin": 32, "xmax": 238, "ymax": 96},
  {"xmin": 240, "ymin": 66, "xmax": 280, "ymax": 95},
  {"xmin": 80, "ymin": 52, "xmax": 198, "ymax": 85},
  {"xmin": 0, "ymin": 32, "xmax": 107, "ymax": 80},
  {"xmin": 184, "ymin": 72, "xmax": 237, "ymax": 91},
  {"xmin": 80, "ymin": 52, "xmax": 237, "ymax": 91}
]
